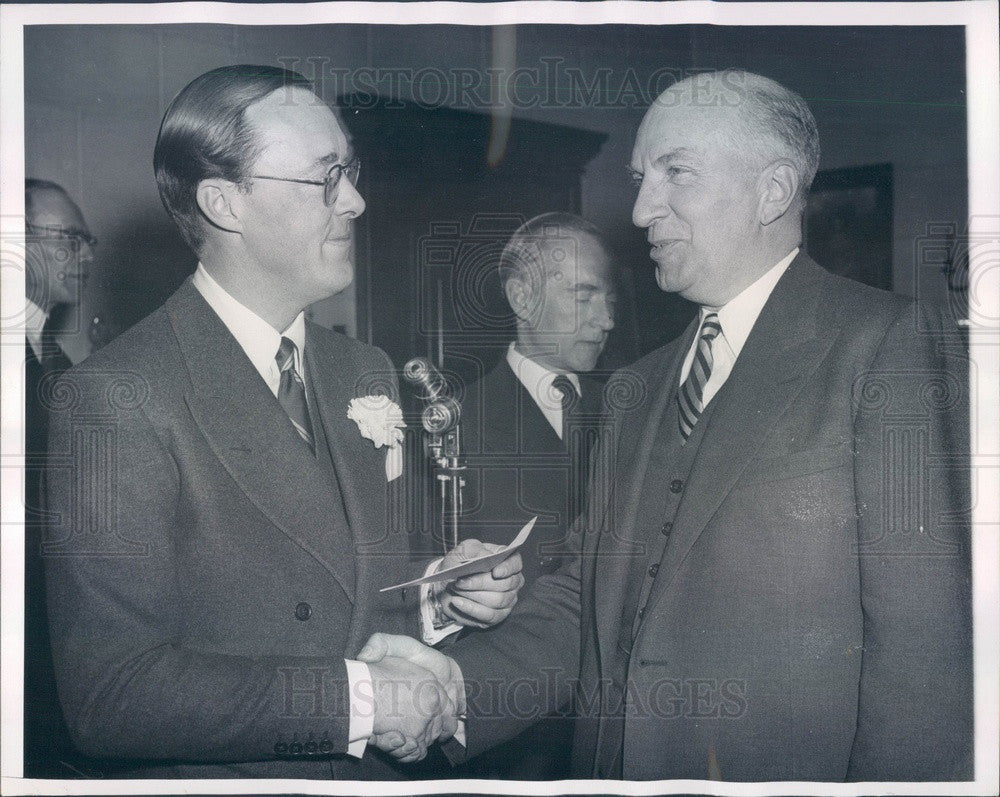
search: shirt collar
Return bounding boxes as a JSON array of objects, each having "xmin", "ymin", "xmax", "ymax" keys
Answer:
[
  {"xmin": 707, "ymin": 247, "xmax": 798, "ymax": 360},
  {"xmin": 506, "ymin": 340, "xmax": 582, "ymax": 403},
  {"xmin": 24, "ymin": 297, "xmax": 48, "ymax": 360},
  {"xmin": 191, "ymin": 263, "xmax": 306, "ymax": 381}
]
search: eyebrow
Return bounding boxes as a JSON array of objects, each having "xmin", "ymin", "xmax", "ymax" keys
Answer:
[
  {"xmin": 315, "ymin": 150, "xmax": 355, "ymax": 168},
  {"xmin": 654, "ymin": 147, "xmax": 701, "ymax": 165},
  {"xmin": 572, "ymin": 282, "xmax": 614, "ymax": 293}
]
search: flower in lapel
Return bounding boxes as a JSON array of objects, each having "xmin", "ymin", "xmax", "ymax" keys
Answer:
[{"xmin": 347, "ymin": 395, "xmax": 405, "ymax": 449}]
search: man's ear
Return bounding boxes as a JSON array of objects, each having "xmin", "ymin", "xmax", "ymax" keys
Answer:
[
  {"xmin": 504, "ymin": 277, "xmax": 535, "ymax": 324},
  {"xmin": 758, "ymin": 160, "xmax": 799, "ymax": 226},
  {"xmin": 196, "ymin": 179, "xmax": 243, "ymax": 235}
]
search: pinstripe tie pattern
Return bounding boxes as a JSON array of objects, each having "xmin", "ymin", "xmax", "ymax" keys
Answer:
[
  {"xmin": 276, "ymin": 337, "xmax": 315, "ymax": 454},
  {"xmin": 677, "ymin": 312, "xmax": 722, "ymax": 442}
]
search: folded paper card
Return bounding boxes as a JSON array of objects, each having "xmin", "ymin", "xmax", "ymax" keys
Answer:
[{"xmin": 380, "ymin": 516, "xmax": 537, "ymax": 592}]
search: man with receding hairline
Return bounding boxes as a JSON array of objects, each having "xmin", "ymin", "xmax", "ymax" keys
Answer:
[
  {"xmin": 361, "ymin": 70, "xmax": 972, "ymax": 782},
  {"xmin": 450, "ymin": 212, "xmax": 615, "ymax": 779},
  {"xmin": 23, "ymin": 178, "xmax": 96, "ymax": 777}
]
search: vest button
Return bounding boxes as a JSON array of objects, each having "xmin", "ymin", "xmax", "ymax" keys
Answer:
[
  {"xmin": 295, "ymin": 602, "xmax": 312, "ymax": 621},
  {"xmin": 648, "ymin": 563, "xmax": 659, "ymax": 578},
  {"xmin": 661, "ymin": 521, "xmax": 673, "ymax": 536},
  {"xmin": 669, "ymin": 479, "xmax": 684, "ymax": 494}
]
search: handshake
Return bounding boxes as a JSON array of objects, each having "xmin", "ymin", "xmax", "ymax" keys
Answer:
[
  {"xmin": 358, "ymin": 539, "xmax": 524, "ymax": 762},
  {"xmin": 359, "ymin": 632, "xmax": 464, "ymax": 762}
]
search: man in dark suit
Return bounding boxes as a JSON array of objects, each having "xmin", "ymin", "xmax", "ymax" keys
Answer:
[
  {"xmin": 41, "ymin": 64, "xmax": 522, "ymax": 779},
  {"xmin": 451, "ymin": 213, "xmax": 616, "ymax": 778},
  {"xmin": 361, "ymin": 69, "xmax": 972, "ymax": 781},
  {"xmin": 23, "ymin": 179, "xmax": 95, "ymax": 776}
]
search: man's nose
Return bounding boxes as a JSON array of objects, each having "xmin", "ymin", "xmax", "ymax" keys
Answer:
[
  {"xmin": 631, "ymin": 178, "xmax": 662, "ymax": 229},
  {"xmin": 590, "ymin": 297, "xmax": 615, "ymax": 332},
  {"xmin": 335, "ymin": 178, "xmax": 366, "ymax": 219}
]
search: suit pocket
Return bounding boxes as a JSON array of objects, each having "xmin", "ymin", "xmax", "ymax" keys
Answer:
[{"xmin": 740, "ymin": 443, "xmax": 852, "ymax": 485}]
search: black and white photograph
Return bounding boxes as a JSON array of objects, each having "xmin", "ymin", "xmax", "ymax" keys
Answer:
[{"xmin": 1, "ymin": 2, "xmax": 997, "ymax": 795}]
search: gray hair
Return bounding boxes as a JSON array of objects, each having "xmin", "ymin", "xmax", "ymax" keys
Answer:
[
  {"xmin": 672, "ymin": 70, "xmax": 820, "ymax": 203},
  {"xmin": 498, "ymin": 212, "xmax": 607, "ymax": 291}
]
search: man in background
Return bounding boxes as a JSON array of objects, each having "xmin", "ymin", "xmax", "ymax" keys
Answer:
[
  {"xmin": 23, "ymin": 179, "xmax": 95, "ymax": 776},
  {"xmin": 453, "ymin": 212, "xmax": 616, "ymax": 778}
]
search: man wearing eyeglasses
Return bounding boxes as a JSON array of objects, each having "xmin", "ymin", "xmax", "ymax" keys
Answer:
[
  {"xmin": 41, "ymin": 65, "xmax": 521, "ymax": 780},
  {"xmin": 23, "ymin": 179, "xmax": 97, "ymax": 777}
]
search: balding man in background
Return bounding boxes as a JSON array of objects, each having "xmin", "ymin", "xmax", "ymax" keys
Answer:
[
  {"xmin": 23, "ymin": 179, "xmax": 96, "ymax": 776},
  {"xmin": 362, "ymin": 70, "xmax": 972, "ymax": 782},
  {"xmin": 452, "ymin": 212, "xmax": 615, "ymax": 779}
]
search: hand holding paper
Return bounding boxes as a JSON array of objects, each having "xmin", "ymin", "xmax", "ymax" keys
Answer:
[{"xmin": 434, "ymin": 536, "xmax": 526, "ymax": 628}]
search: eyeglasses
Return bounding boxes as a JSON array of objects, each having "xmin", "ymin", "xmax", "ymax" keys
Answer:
[
  {"xmin": 25, "ymin": 222, "xmax": 98, "ymax": 249},
  {"xmin": 251, "ymin": 157, "xmax": 361, "ymax": 207}
]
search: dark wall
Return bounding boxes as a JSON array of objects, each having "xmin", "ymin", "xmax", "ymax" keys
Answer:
[{"xmin": 24, "ymin": 24, "xmax": 966, "ymax": 361}]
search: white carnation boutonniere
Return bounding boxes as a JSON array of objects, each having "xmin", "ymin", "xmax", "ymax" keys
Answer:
[{"xmin": 347, "ymin": 395, "xmax": 406, "ymax": 450}]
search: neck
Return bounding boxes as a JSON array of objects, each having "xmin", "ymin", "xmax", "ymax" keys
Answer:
[
  {"xmin": 710, "ymin": 227, "xmax": 799, "ymax": 307},
  {"xmin": 200, "ymin": 247, "xmax": 303, "ymax": 333},
  {"xmin": 514, "ymin": 334, "xmax": 569, "ymax": 375}
]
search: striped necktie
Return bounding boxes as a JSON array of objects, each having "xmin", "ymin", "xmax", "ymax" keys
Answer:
[
  {"xmin": 275, "ymin": 337, "xmax": 315, "ymax": 454},
  {"xmin": 677, "ymin": 312, "xmax": 722, "ymax": 442}
]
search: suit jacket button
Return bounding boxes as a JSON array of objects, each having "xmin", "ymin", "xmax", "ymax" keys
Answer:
[
  {"xmin": 320, "ymin": 739, "xmax": 334, "ymax": 753},
  {"xmin": 289, "ymin": 741, "xmax": 303, "ymax": 755},
  {"xmin": 669, "ymin": 479, "xmax": 684, "ymax": 494},
  {"xmin": 660, "ymin": 522, "xmax": 672, "ymax": 536},
  {"xmin": 295, "ymin": 602, "xmax": 312, "ymax": 621},
  {"xmin": 648, "ymin": 563, "xmax": 659, "ymax": 578},
  {"xmin": 305, "ymin": 740, "xmax": 318, "ymax": 754},
  {"xmin": 274, "ymin": 742, "xmax": 288, "ymax": 755}
]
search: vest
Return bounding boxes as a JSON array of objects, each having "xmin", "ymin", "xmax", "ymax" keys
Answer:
[{"xmin": 596, "ymin": 379, "xmax": 722, "ymax": 777}]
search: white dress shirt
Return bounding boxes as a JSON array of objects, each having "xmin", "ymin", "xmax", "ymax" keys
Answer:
[
  {"xmin": 506, "ymin": 341, "xmax": 582, "ymax": 440},
  {"xmin": 192, "ymin": 264, "xmax": 379, "ymax": 756},
  {"xmin": 24, "ymin": 297, "xmax": 49, "ymax": 361},
  {"xmin": 679, "ymin": 248, "xmax": 798, "ymax": 407}
]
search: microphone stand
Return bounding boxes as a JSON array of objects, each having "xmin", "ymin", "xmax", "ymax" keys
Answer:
[{"xmin": 403, "ymin": 357, "xmax": 465, "ymax": 555}]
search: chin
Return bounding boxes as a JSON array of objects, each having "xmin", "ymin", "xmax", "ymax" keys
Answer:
[{"xmin": 323, "ymin": 263, "xmax": 354, "ymax": 294}]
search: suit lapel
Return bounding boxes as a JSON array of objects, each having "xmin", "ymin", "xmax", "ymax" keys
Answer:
[
  {"xmin": 167, "ymin": 281, "xmax": 356, "ymax": 601},
  {"xmin": 658, "ymin": 255, "xmax": 841, "ymax": 587},
  {"xmin": 483, "ymin": 362, "xmax": 564, "ymax": 453},
  {"xmin": 305, "ymin": 326, "xmax": 394, "ymax": 652}
]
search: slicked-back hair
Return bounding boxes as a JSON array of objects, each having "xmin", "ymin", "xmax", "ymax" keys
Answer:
[
  {"xmin": 153, "ymin": 64, "xmax": 313, "ymax": 253},
  {"xmin": 498, "ymin": 212, "xmax": 608, "ymax": 294}
]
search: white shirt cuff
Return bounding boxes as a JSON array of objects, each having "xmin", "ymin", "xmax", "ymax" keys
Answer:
[
  {"xmin": 419, "ymin": 557, "xmax": 463, "ymax": 645},
  {"xmin": 345, "ymin": 658, "xmax": 374, "ymax": 758}
]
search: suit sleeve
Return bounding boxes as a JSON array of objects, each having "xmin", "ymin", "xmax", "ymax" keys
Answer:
[
  {"xmin": 44, "ymin": 370, "xmax": 356, "ymax": 763},
  {"xmin": 847, "ymin": 302, "xmax": 973, "ymax": 779}
]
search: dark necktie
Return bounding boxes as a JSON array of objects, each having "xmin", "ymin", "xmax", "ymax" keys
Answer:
[
  {"xmin": 554, "ymin": 374, "xmax": 592, "ymax": 517},
  {"xmin": 39, "ymin": 313, "xmax": 72, "ymax": 371},
  {"xmin": 552, "ymin": 374, "xmax": 580, "ymax": 436},
  {"xmin": 275, "ymin": 337, "xmax": 315, "ymax": 454},
  {"xmin": 677, "ymin": 312, "xmax": 722, "ymax": 442}
]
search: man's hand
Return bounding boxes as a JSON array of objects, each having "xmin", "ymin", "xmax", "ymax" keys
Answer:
[
  {"xmin": 360, "ymin": 633, "xmax": 466, "ymax": 760},
  {"xmin": 435, "ymin": 539, "xmax": 525, "ymax": 629},
  {"xmin": 366, "ymin": 653, "xmax": 458, "ymax": 763}
]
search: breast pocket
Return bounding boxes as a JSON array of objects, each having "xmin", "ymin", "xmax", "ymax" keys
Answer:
[{"xmin": 739, "ymin": 443, "xmax": 853, "ymax": 485}]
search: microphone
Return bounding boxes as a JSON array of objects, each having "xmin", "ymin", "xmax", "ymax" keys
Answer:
[{"xmin": 403, "ymin": 357, "xmax": 461, "ymax": 434}]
